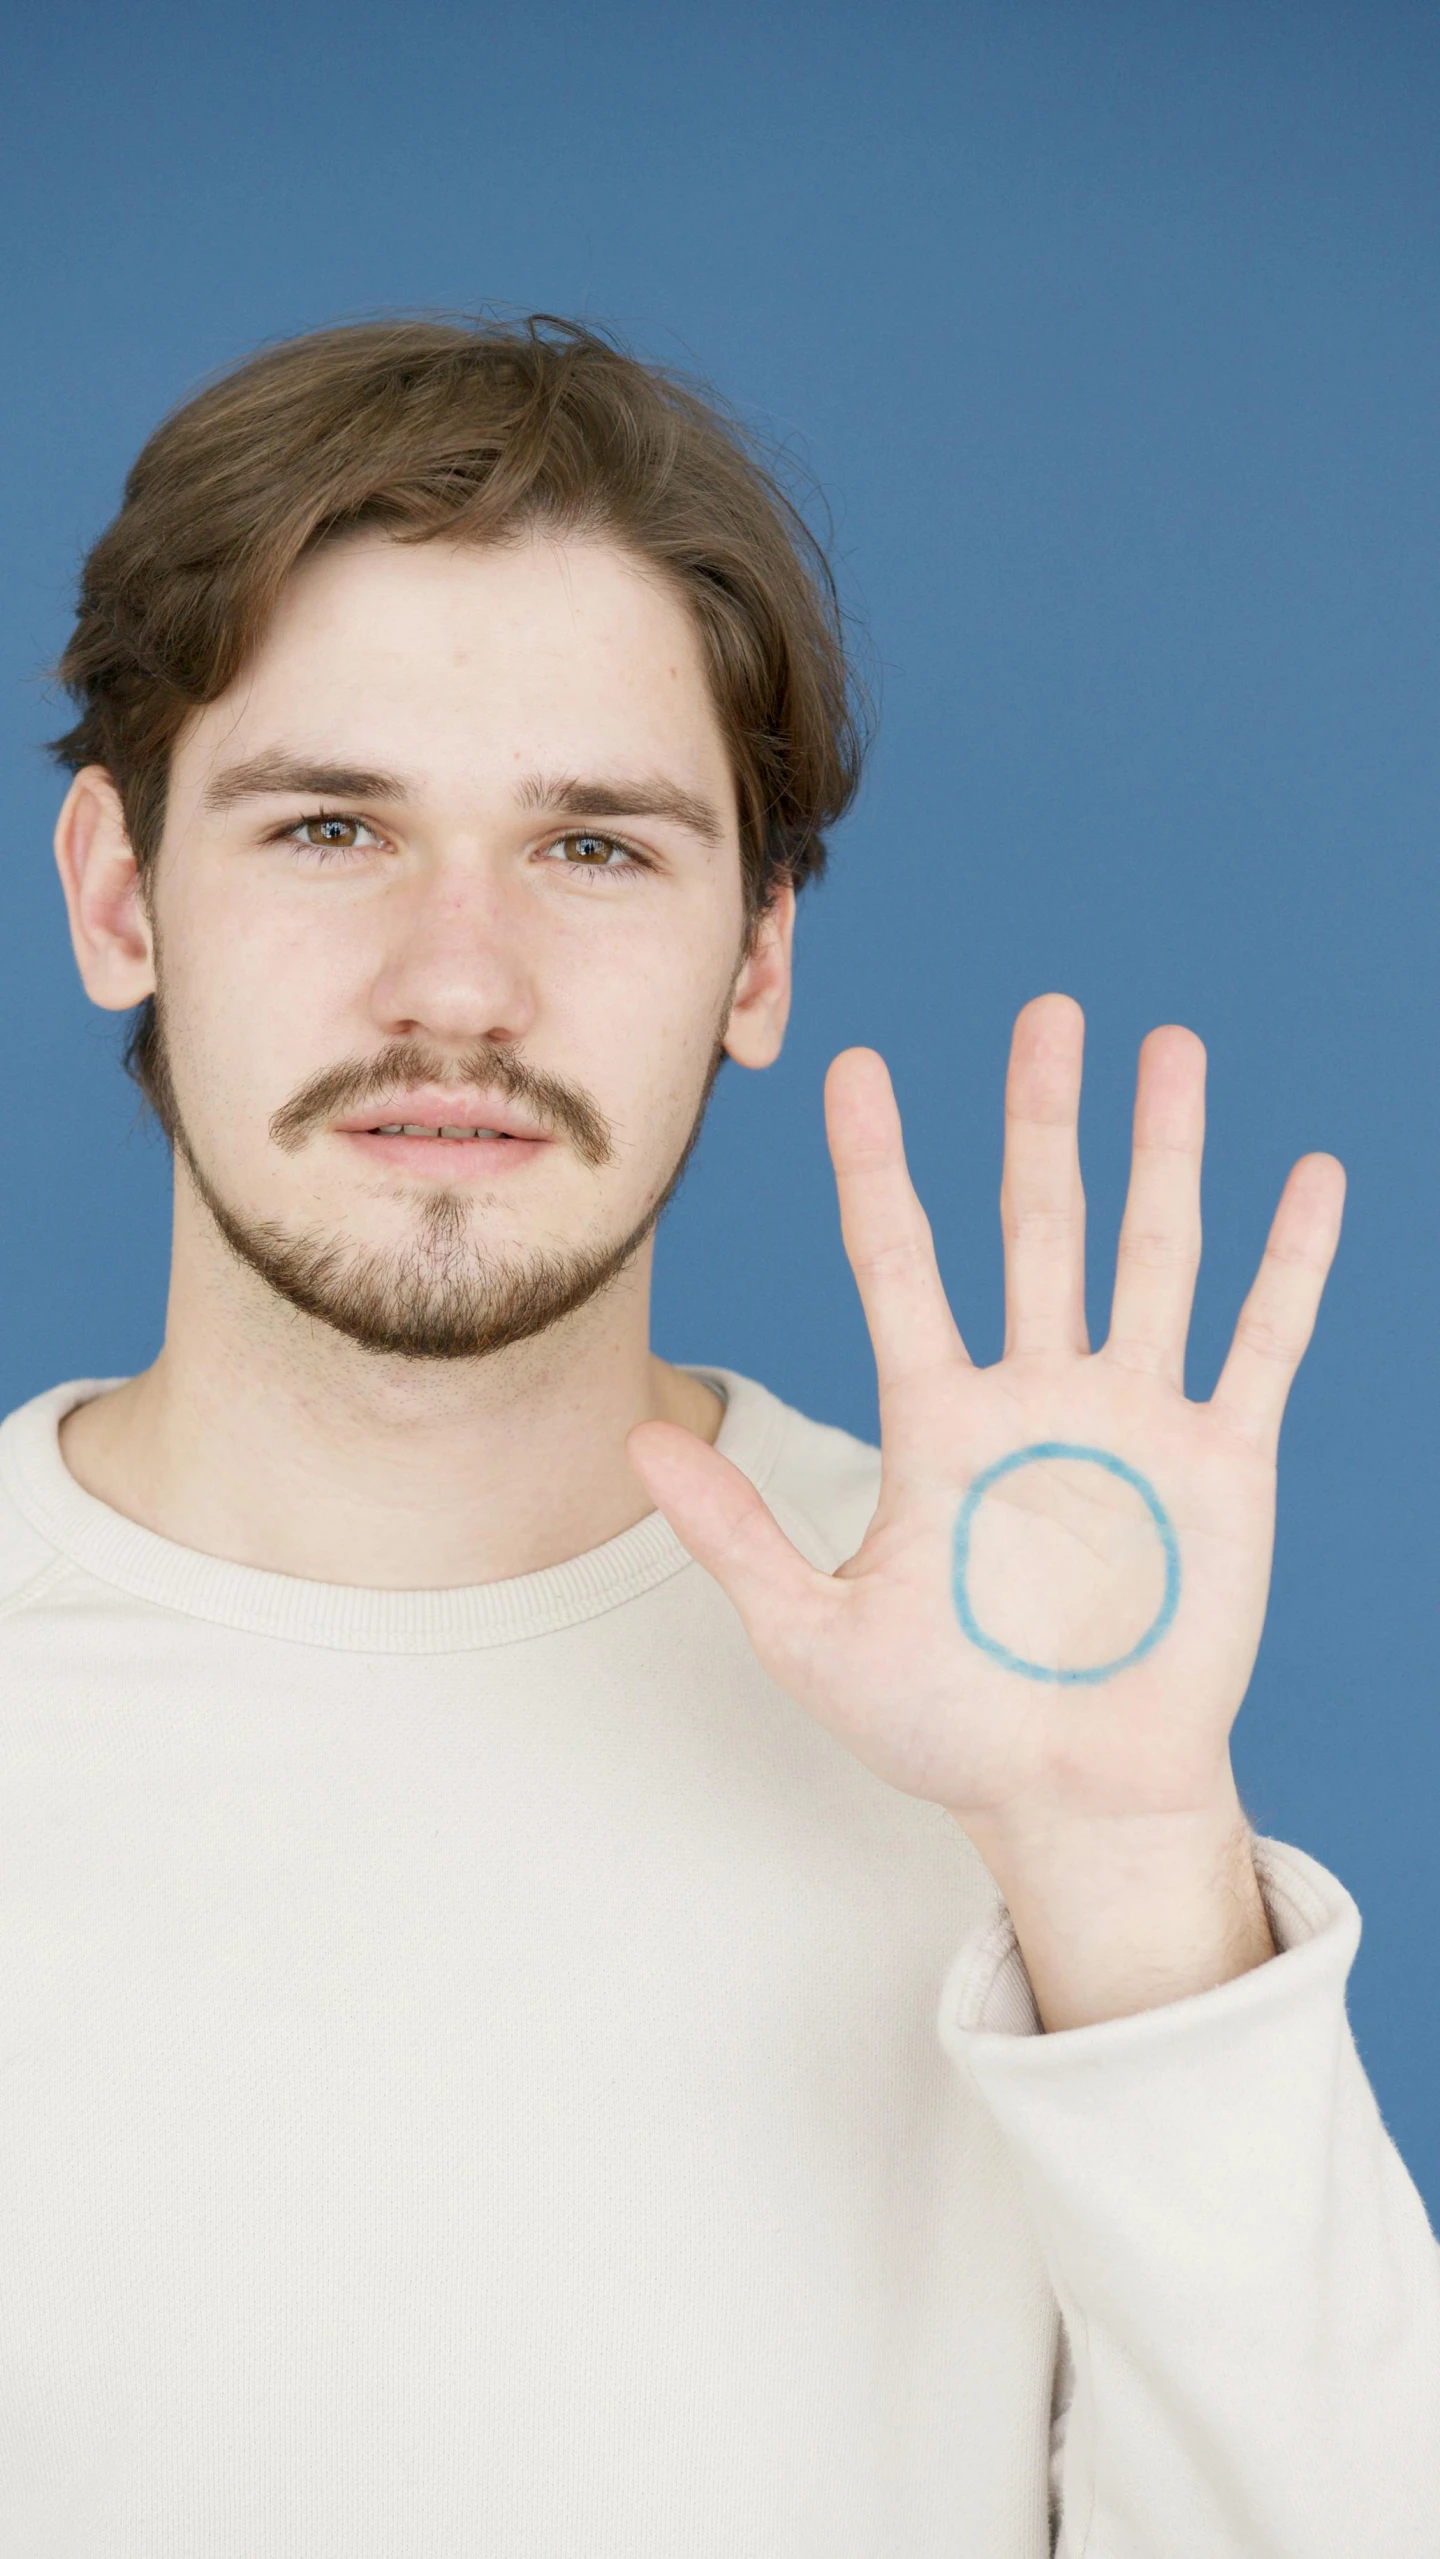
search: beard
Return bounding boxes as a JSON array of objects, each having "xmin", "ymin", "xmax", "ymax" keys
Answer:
[{"xmin": 142, "ymin": 996, "xmax": 728, "ymax": 1364}]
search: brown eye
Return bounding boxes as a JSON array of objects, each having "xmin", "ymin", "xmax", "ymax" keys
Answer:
[
  {"xmin": 560, "ymin": 832, "xmax": 620, "ymax": 865},
  {"xmin": 284, "ymin": 813, "xmax": 385, "ymax": 862},
  {"xmin": 298, "ymin": 817, "xmax": 363, "ymax": 849}
]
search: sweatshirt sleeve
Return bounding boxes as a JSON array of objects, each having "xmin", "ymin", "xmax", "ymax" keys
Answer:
[{"xmin": 935, "ymin": 1836, "xmax": 1440, "ymax": 2559}]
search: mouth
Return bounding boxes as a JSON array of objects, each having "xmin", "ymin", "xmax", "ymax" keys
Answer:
[
  {"xmin": 333, "ymin": 1091, "xmax": 555, "ymax": 1174},
  {"xmin": 367, "ymin": 1120, "xmax": 522, "ymax": 1140}
]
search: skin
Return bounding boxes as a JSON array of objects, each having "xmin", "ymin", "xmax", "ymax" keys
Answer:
[
  {"xmin": 55, "ymin": 529, "xmax": 790, "ymax": 1585},
  {"xmin": 53, "ymin": 525, "xmax": 1346, "ymax": 2033},
  {"xmin": 633, "ymin": 1015, "xmax": 1345, "ymax": 2027}
]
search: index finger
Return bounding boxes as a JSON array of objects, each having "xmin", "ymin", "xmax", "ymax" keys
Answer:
[{"xmin": 824, "ymin": 1048, "xmax": 970, "ymax": 1394}]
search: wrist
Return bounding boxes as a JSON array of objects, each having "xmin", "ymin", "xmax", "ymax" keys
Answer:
[{"xmin": 954, "ymin": 1788, "xmax": 1274, "ymax": 2033}]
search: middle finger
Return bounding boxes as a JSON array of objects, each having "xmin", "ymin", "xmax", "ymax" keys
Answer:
[{"xmin": 1000, "ymin": 993, "xmax": 1089, "ymax": 1359}]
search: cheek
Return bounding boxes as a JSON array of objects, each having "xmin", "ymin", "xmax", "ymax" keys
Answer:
[
  {"xmin": 183, "ymin": 855, "xmax": 372, "ymax": 1004},
  {"xmin": 584, "ymin": 939, "xmax": 735, "ymax": 1117},
  {"xmin": 159, "ymin": 895, "xmax": 340, "ymax": 1112}
]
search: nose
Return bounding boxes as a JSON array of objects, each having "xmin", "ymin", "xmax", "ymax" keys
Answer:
[{"xmin": 367, "ymin": 860, "xmax": 540, "ymax": 1050}]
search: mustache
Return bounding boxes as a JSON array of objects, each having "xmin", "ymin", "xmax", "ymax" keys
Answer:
[{"xmin": 267, "ymin": 1040, "xmax": 616, "ymax": 1169}]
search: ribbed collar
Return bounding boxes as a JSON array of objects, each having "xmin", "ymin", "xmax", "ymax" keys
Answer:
[{"xmin": 0, "ymin": 1368, "xmax": 785, "ymax": 1655}]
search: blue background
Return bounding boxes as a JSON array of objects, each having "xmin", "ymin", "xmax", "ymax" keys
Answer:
[{"xmin": 2, "ymin": 2, "xmax": 1437, "ymax": 2211}]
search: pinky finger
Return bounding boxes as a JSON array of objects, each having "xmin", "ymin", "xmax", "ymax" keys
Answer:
[{"xmin": 1210, "ymin": 1154, "xmax": 1346, "ymax": 1452}]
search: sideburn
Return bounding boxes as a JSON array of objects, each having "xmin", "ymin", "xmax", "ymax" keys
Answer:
[{"xmin": 123, "ymin": 993, "xmax": 177, "ymax": 1142}]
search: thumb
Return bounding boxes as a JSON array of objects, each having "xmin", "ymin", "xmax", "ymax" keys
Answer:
[{"xmin": 626, "ymin": 1419, "xmax": 833, "ymax": 1669}]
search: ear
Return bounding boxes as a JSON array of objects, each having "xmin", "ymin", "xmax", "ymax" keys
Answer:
[
  {"xmin": 722, "ymin": 875, "xmax": 795, "ymax": 1070},
  {"xmin": 54, "ymin": 767, "xmax": 157, "ymax": 1012}
]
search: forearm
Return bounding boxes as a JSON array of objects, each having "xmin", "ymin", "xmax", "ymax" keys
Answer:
[
  {"xmin": 939, "ymin": 1838, "xmax": 1440, "ymax": 2559},
  {"xmin": 957, "ymin": 1783, "xmax": 1275, "ymax": 2032}
]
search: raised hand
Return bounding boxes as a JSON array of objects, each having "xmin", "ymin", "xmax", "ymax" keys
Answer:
[{"xmin": 627, "ymin": 994, "xmax": 1345, "ymax": 2026}]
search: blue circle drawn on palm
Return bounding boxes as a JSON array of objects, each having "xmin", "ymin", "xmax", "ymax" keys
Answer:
[{"xmin": 951, "ymin": 1442, "xmax": 1181, "ymax": 1686}]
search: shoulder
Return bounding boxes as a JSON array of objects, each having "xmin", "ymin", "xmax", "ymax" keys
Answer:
[
  {"xmin": 695, "ymin": 1367, "xmax": 881, "ymax": 1573},
  {"xmin": 0, "ymin": 1380, "xmax": 104, "ymax": 1614},
  {"xmin": 0, "ymin": 1476, "xmax": 64, "ymax": 1617}
]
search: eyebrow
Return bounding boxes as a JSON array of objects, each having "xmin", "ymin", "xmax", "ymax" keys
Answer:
[
  {"xmin": 200, "ymin": 754, "xmax": 729, "ymax": 845},
  {"xmin": 517, "ymin": 771, "xmax": 727, "ymax": 845},
  {"xmin": 201, "ymin": 755, "xmax": 414, "ymax": 813}
]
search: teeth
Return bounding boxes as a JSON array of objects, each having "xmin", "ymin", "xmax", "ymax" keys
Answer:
[{"xmin": 369, "ymin": 1123, "xmax": 509, "ymax": 1140}]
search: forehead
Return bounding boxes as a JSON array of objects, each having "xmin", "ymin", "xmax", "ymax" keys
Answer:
[{"xmin": 175, "ymin": 528, "xmax": 736, "ymax": 812}]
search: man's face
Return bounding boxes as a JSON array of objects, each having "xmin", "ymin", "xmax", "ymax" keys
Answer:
[{"xmin": 130, "ymin": 528, "xmax": 785, "ymax": 1358}]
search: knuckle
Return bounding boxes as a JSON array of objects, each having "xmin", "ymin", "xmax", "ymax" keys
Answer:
[
  {"xmin": 1264, "ymin": 1238, "xmax": 1322, "ymax": 1274},
  {"xmin": 854, "ymin": 1234, "xmax": 926, "ymax": 1283},
  {"xmin": 1116, "ymin": 1224, "xmax": 1197, "ymax": 1272},
  {"xmin": 1234, "ymin": 1310, "xmax": 1300, "ymax": 1366},
  {"xmin": 1102, "ymin": 1338, "xmax": 1168, "ymax": 1377},
  {"xmin": 1000, "ymin": 1205, "xmax": 1078, "ymax": 1248},
  {"xmin": 1134, "ymin": 1128, "xmax": 1201, "ymax": 1158}
]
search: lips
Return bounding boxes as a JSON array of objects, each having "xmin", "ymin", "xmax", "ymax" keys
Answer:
[
  {"xmin": 371, "ymin": 1121, "xmax": 512, "ymax": 1141},
  {"xmin": 333, "ymin": 1091, "xmax": 552, "ymax": 1145}
]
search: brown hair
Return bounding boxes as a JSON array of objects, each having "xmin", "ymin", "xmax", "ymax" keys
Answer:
[{"xmin": 51, "ymin": 313, "xmax": 864, "ymax": 907}]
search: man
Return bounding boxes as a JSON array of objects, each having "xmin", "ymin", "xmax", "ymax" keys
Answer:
[{"xmin": 3, "ymin": 314, "xmax": 1435, "ymax": 2555}]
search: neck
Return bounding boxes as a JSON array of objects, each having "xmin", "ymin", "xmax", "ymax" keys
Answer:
[{"xmin": 58, "ymin": 1201, "xmax": 723, "ymax": 1588}]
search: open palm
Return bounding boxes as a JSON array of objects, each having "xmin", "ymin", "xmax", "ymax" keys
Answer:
[{"xmin": 627, "ymin": 995, "xmax": 1344, "ymax": 1834}]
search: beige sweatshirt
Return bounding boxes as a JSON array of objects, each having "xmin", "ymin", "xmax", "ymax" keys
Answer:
[{"xmin": 0, "ymin": 1369, "xmax": 1436, "ymax": 2558}]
